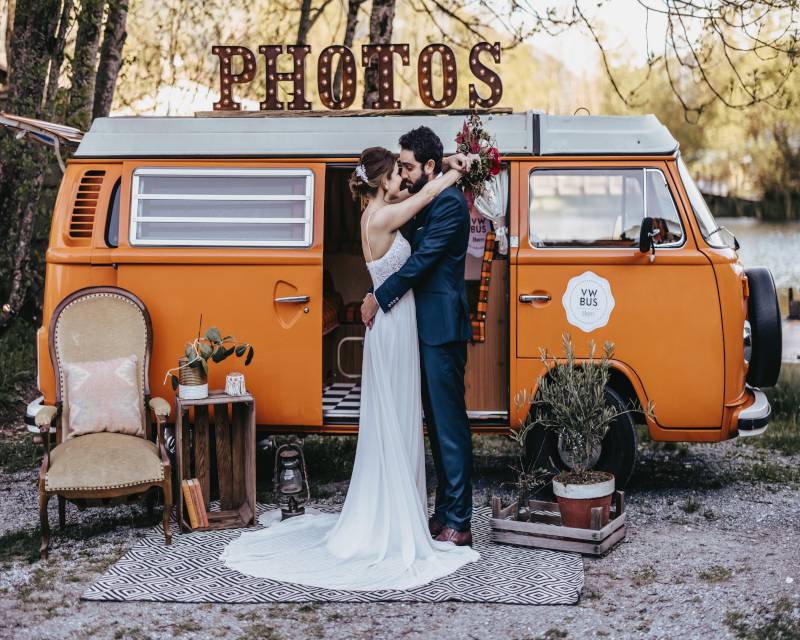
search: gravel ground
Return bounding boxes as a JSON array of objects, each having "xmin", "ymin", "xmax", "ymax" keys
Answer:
[{"xmin": 1, "ymin": 418, "xmax": 799, "ymax": 640}]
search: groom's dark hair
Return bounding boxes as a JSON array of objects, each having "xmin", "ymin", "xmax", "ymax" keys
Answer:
[{"xmin": 399, "ymin": 126, "xmax": 443, "ymax": 175}]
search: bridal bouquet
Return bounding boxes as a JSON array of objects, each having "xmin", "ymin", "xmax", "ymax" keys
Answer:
[{"xmin": 454, "ymin": 113, "xmax": 501, "ymax": 209}]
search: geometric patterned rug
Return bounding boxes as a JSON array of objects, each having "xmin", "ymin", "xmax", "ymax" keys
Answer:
[{"xmin": 82, "ymin": 503, "xmax": 584, "ymax": 605}]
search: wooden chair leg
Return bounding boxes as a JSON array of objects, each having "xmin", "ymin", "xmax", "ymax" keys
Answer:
[
  {"xmin": 58, "ymin": 496, "xmax": 66, "ymax": 529},
  {"xmin": 162, "ymin": 482, "xmax": 172, "ymax": 545},
  {"xmin": 39, "ymin": 492, "xmax": 51, "ymax": 560}
]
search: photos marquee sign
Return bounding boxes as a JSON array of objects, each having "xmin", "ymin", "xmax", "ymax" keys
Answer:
[{"xmin": 211, "ymin": 42, "xmax": 503, "ymax": 112}]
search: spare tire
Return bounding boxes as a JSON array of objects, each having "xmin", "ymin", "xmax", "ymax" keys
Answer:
[{"xmin": 745, "ymin": 267, "xmax": 782, "ymax": 388}]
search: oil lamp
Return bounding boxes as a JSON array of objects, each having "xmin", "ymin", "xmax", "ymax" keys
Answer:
[{"xmin": 273, "ymin": 441, "xmax": 310, "ymax": 520}]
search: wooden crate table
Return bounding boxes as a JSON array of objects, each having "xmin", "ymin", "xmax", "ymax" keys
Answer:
[
  {"xmin": 490, "ymin": 491, "xmax": 627, "ymax": 556},
  {"xmin": 175, "ymin": 390, "xmax": 256, "ymax": 532}
]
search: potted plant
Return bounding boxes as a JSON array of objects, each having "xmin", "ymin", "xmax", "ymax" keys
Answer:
[
  {"xmin": 511, "ymin": 333, "xmax": 652, "ymax": 529},
  {"xmin": 164, "ymin": 316, "xmax": 254, "ymax": 400}
]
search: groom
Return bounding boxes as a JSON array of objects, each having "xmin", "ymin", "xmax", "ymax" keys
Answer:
[{"xmin": 361, "ymin": 126, "xmax": 474, "ymax": 546}]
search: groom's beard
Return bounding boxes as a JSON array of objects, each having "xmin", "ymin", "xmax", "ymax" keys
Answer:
[{"xmin": 405, "ymin": 172, "xmax": 431, "ymax": 194}]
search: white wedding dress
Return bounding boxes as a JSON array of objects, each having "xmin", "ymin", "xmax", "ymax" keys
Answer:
[{"xmin": 219, "ymin": 230, "xmax": 479, "ymax": 590}]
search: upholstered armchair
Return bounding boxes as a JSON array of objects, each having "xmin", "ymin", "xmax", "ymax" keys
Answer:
[{"xmin": 36, "ymin": 286, "xmax": 173, "ymax": 559}]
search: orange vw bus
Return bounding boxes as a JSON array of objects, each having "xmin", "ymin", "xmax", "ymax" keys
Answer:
[{"xmin": 27, "ymin": 111, "xmax": 781, "ymax": 486}]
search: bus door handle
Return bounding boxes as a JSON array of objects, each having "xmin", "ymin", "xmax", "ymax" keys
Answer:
[
  {"xmin": 274, "ymin": 295, "xmax": 311, "ymax": 304},
  {"xmin": 519, "ymin": 294, "xmax": 551, "ymax": 304}
]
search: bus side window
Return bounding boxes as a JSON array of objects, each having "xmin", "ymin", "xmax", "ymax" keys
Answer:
[{"xmin": 105, "ymin": 178, "xmax": 121, "ymax": 248}]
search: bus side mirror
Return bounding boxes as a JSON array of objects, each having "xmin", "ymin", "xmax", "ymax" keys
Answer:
[{"xmin": 639, "ymin": 217, "xmax": 655, "ymax": 254}]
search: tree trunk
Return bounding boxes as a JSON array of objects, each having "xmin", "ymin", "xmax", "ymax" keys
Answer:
[
  {"xmin": 0, "ymin": 0, "xmax": 62, "ymax": 331},
  {"xmin": 4, "ymin": 0, "xmax": 14, "ymax": 74},
  {"xmin": 92, "ymin": 0, "xmax": 127, "ymax": 119},
  {"xmin": 362, "ymin": 0, "xmax": 395, "ymax": 108},
  {"xmin": 43, "ymin": 0, "xmax": 72, "ymax": 118},
  {"xmin": 296, "ymin": 0, "xmax": 312, "ymax": 45},
  {"xmin": 333, "ymin": 0, "xmax": 362, "ymax": 102},
  {"xmin": 66, "ymin": 0, "xmax": 104, "ymax": 130}
]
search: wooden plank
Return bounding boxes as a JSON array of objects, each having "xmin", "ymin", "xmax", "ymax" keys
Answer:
[
  {"xmin": 214, "ymin": 403, "xmax": 234, "ymax": 510},
  {"xmin": 491, "ymin": 516, "xmax": 606, "ymax": 542},
  {"xmin": 193, "ymin": 107, "xmax": 514, "ymax": 118},
  {"xmin": 181, "ymin": 391, "xmax": 254, "ymax": 406},
  {"xmin": 244, "ymin": 400, "xmax": 256, "ymax": 525},
  {"xmin": 491, "ymin": 530, "xmax": 606, "ymax": 554},
  {"xmin": 491, "ymin": 496, "xmax": 502, "ymax": 518},
  {"xmin": 590, "ymin": 506, "xmax": 604, "ymax": 531},
  {"xmin": 194, "ymin": 405, "xmax": 210, "ymax": 505},
  {"xmin": 465, "ymin": 260, "xmax": 509, "ymax": 412},
  {"xmin": 238, "ymin": 500, "xmax": 254, "ymax": 527},
  {"xmin": 597, "ymin": 525, "xmax": 627, "ymax": 554},
  {"xmin": 230, "ymin": 403, "xmax": 244, "ymax": 506}
]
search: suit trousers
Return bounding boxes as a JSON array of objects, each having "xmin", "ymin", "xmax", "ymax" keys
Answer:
[{"xmin": 419, "ymin": 340, "xmax": 472, "ymax": 532}]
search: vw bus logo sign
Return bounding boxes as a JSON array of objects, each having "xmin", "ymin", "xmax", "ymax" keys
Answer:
[{"xmin": 562, "ymin": 271, "xmax": 615, "ymax": 332}]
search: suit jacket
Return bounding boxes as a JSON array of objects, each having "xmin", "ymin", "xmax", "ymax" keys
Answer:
[{"xmin": 374, "ymin": 185, "xmax": 472, "ymax": 346}]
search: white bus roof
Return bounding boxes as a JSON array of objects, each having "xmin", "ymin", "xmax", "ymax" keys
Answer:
[{"xmin": 73, "ymin": 111, "xmax": 678, "ymax": 159}]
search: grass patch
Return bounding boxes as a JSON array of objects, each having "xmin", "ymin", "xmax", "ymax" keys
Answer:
[
  {"xmin": 238, "ymin": 623, "xmax": 283, "ymax": 640},
  {"xmin": 725, "ymin": 597, "xmax": 800, "ymax": 639},
  {"xmin": 745, "ymin": 461, "xmax": 800, "ymax": 485},
  {"xmin": 698, "ymin": 565, "xmax": 732, "ymax": 582},
  {"xmin": 681, "ymin": 496, "xmax": 701, "ymax": 514},
  {"xmin": 0, "ymin": 435, "xmax": 41, "ymax": 473},
  {"xmin": 743, "ymin": 418, "xmax": 800, "ymax": 457},
  {"xmin": 0, "ymin": 318, "xmax": 36, "ymax": 412},
  {"xmin": 0, "ymin": 528, "xmax": 41, "ymax": 564},
  {"xmin": 630, "ymin": 564, "xmax": 657, "ymax": 587}
]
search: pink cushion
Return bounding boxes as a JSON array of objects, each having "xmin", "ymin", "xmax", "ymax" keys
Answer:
[{"xmin": 63, "ymin": 355, "xmax": 144, "ymax": 440}]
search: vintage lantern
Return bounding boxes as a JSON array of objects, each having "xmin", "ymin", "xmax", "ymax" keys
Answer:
[{"xmin": 273, "ymin": 442, "xmax": 310, "ymax": 520}]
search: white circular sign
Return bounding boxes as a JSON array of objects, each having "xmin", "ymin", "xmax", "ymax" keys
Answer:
[{"xmin": 562, "ymin": 271, "xmax": 615, "ymax": 332}]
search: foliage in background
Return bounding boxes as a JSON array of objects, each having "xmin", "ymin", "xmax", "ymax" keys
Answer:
[{"xmin": 0, "ymin": 317, "xmax": 35, "ymax": 410}]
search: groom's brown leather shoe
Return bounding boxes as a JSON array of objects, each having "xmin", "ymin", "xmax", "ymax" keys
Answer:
[
  {"xmin": 435, "ymin": 526, "xmax": 473, "ymax": 547},
  {"xmin": 428, "ymin": 515, "xmax": 445, "ymax": 538}
]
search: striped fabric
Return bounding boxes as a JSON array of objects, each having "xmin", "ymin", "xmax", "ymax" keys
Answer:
[{"xmin": 470, "ymin": 231, "xmax": 496, "ymax": 343}]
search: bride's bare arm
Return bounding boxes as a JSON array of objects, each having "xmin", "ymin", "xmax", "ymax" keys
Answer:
[
  {"xmin": 372, "ymin": 170, "xmax": 461, "ymax": 232},
  {"xmin": 384, "ymin": 155, "xmax": 468, "ymax": 204}
]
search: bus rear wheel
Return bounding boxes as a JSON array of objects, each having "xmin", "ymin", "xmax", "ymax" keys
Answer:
[{"xmin": 524, "ymin": 386, "xmax": 638, "ymax": 491}]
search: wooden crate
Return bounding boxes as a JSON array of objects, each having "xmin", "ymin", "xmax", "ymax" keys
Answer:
[
  {"xmin": 175, "ymin": 390, "xmax": 256, "ymax": 533},
  {"xmin": 490, "ymin": 491, "xmax": 627, "ymax": 556}
]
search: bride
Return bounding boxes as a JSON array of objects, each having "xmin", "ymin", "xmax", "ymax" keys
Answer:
[{"xmin": 219, "ymin": 146, "xmax": 480, "ymax": 591}]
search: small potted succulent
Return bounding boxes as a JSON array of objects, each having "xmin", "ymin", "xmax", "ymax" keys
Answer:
[
  {"xmin": 511, "ymin": 333, "xmax": 652, "ymax": 529},
  {"xmin": 164, "ymin": 316, "xmax": 254, "ymax": 400}
]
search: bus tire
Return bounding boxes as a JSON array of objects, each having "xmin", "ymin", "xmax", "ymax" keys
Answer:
[
  {"xmin": 524, "ymin": 386, "xmax": 638, "ymax": 491},
  {"xmin": 745, "ymin": 267, "xmax": 782, "ymax": 388}
]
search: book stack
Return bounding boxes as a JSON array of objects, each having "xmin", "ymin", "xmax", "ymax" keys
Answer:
[{"xmin": 181, "ymin": 478, "xmax": 208, "ymax": 529}]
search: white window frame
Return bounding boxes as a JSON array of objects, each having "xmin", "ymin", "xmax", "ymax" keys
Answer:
[
  {"xmin": 527, "ymin": 167, "xmax": 685, "ymax": 250},
  {"xmin": 129, "ymin": 167, "xmax": 314, "ymax": 247}
]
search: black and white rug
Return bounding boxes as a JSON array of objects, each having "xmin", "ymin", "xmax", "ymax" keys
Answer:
[{"xmin": 82, "ymin": 504, "xmax": 584, "ymax": 605}]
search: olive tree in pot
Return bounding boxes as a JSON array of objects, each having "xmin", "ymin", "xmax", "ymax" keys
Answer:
[{"xmin": 511, "ymin": 333, "xmax": 652, "ymax": 529}]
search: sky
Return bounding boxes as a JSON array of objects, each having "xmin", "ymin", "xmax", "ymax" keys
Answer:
[{"xmin": 503, "ymin": 0, "xmax": 670, "ymax": 74}]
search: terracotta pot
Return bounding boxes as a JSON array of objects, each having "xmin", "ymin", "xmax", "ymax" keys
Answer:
[{"xmin": 552, "ymin": 473, "xmax": 615, "ymax": 529}]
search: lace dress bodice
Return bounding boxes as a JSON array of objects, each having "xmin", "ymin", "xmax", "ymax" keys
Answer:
[{"xmin": 366, "ymin": 232, "xmax": 411, "ymax": 289}]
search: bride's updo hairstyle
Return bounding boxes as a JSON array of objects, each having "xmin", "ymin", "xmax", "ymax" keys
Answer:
[{"xmin": 349, "ymin": 146, "xmax": 396, "ymax": 203}]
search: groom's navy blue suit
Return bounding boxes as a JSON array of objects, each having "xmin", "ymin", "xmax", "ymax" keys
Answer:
[{"xmin": 374, "ymin": 185, "xmax": 473, "ymax": 532}]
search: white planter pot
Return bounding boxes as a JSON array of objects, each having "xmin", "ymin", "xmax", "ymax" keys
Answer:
[
  {"xmin": 178, "ymin": 383, "xmax": 208, "ymax": 400},
  {"xmin": 552, "ymin": 475, "xmax": 615, "ymax": 500}
]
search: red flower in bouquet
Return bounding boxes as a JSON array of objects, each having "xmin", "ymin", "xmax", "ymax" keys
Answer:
[
  {"xmin": 454, "ymin": 114, "xmax": 502, "ymax": 201},
  {"xmin": 488, "ymin": 147, "xmax": 501, "ymax": 176}
]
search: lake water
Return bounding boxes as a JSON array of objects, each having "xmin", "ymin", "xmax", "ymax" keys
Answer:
[{"xmin": 717, "ymin": 218, "xmax": 800, "ymax": 290}]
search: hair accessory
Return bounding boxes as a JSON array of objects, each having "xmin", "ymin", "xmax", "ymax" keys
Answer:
[{"xmin": 355, "ymin": 164, "xmax": 368, "ymax": 183}]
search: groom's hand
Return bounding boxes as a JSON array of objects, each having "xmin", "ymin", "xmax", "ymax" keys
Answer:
[{"xmin": 361, "ymin": 293, "xmax": 379, "ymax": 328}]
